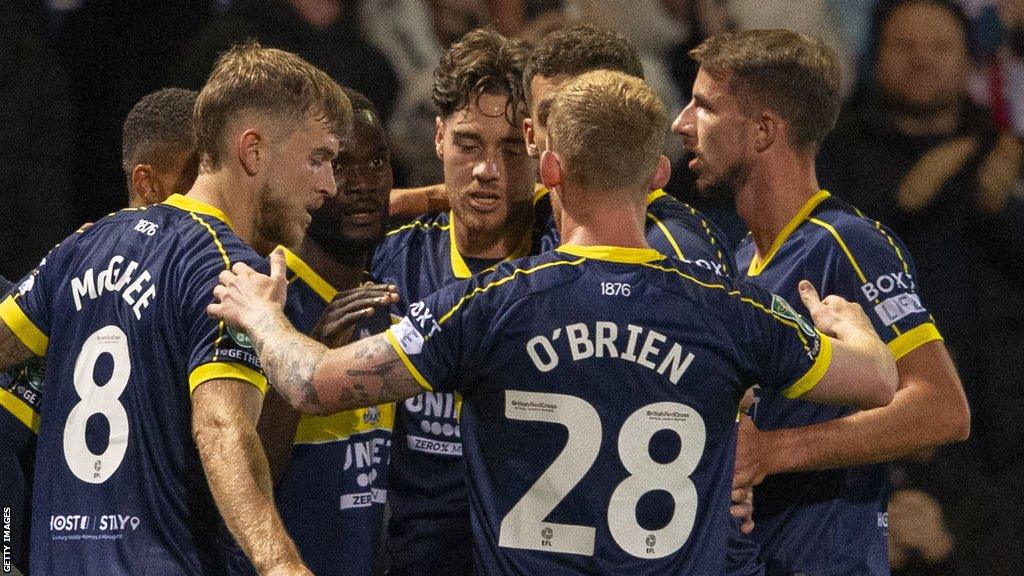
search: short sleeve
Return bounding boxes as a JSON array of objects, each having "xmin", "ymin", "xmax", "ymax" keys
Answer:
[
  {"xmin": 0, "ymin": 242, "xmax": 71, "ymax": 356},
  {"xmin": 181, "ymin": 234, "xmax": 271, "ymax": 394},
  {"xmin": 728, "ymin": 282, "xmax": 832, "ymax": 399},
  {"xmin": 386, "ymin": 275, "xmax": 492, "ymax": 394},
  {"xmin": 818, "ymin": 220, "xmax": 942, "ymax": 360}
]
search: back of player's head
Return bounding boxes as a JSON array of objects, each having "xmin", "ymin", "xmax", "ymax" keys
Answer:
[
  {"xmin": 342, "ymin": 87, "xmax": 381, "ymax": 119},
  {"xmin": 690, "ymin": 29, "xmax": 842, "ymax": 151},
  {"xmin": 524, "ymin": 25, "xmax": 644, "ymax": 108},
  {"xmin": 548, "ymin": 70, "xmax": 666, "ymax": 192},
  {"xmin": 193, "ymin": 41, "xmax": 352, "ymax": 171},
  {"xmin": 432, "ymin": 28, "xmax": 529, "ymax": 123},
  {"xmin": 121, "ymin": 87, "xmax": 198, "ymax": 177}
]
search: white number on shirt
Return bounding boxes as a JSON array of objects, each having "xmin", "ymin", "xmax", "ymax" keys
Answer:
[
  {"xmin": 499, "ymin": 392, "xmax": 705, "ymax": 559},
  {"xmin": 63, "ymin": 325, "xmax": 131, "ymax": 484}
]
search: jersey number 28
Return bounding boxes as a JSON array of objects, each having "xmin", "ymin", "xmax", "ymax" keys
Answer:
[{"xmin": 499, "ymin": 391, "xmax": 705, "ymax": 559}]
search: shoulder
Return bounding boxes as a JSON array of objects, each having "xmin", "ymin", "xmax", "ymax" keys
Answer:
[
  {"xmin": 807, "ymin": 197, "xmax": 914, "ymax": 272},
  {"xmin": 373, "ymin": 213, "xmax": 449, "ymax": 269}
]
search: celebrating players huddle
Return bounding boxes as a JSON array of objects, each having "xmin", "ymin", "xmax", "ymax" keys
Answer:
[{"xmin": 0, "ymin": 23, "xmax": 967, "ymax": 576}]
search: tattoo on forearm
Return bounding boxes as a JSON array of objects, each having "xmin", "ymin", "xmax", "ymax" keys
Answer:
[
  {"xmin": 344, "ymin": 337, "xmax": 405, "ymax": 406},
  {"xmin": 251, "ymin": 313, "xmax": 327, "ymax": 413}
]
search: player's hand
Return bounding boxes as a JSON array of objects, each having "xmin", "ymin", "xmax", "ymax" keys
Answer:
[
  {"xmin": 734, "ymin": 415, "xmax": 771, "ymax": 490},
  {"xmin": 262, "ymin": 560, "xmax": 314, "ymax": 576},
  {"xmin": 730, "ymin": 484, "xmax": 755, "ymax": 534},
  {"xmin": 312, "ymin": 283, "xmax": 399, "ymax": 347},
  {"xmin": 797, "ymin": 280, "xmax": 873, "ymax": 340},
  {"xmin": 208, "ymin": 247, "xmax": 288, "ymax": 332}
]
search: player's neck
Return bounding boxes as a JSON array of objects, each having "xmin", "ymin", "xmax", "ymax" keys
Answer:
[
  {"xmin": 452, "ymin": 202, "xmax": 532, "ymax": 259},
  {"xmin": 297, "ymin": 237, "xmax": 366, "ymax": 291},
  {"xmin": 558, "ymin": 191, "xmax": 648, "ymax": 249},
  {"xmin": 738, "ymin": 155, "xmax": 821, "ymax": 257},
  {"xmin": 186, "ymin": 172, "xmax": 258, "ymax": 245}
]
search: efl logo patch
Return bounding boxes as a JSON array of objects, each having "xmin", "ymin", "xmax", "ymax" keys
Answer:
[
  {"xmin": 226, "ymin": 325, "xmax": 254, "ymax": 348},
  {"xmin": 770, "ymin": 294, "xmax": 816, "ymax": 337}
]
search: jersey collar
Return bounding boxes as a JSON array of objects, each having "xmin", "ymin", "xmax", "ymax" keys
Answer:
[
  {"xmin": 747, "ymin": 190, "xmax": 831, "ymax": 277},
  {"xmin": 163, "ymin": 194, "xmax": 235, "ymax": 230},
  {"xmin": 448, "ymin": 211, "xmax": 533, "ymax": 279},
  {"xmin": 557, "ymin": 244, "xmax": 664, "ymax": 264}
]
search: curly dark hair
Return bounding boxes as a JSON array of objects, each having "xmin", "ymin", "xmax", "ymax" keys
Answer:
[
  {"xmin": 121, "ymin": 87, "xmax": 198, "ymax": 176},
  {"xmin": 432, "ymin": 28, "xmax": 529, "ymax": 123},
  {"xmin": 523, "ymin": 25, "xmax": 643, "ymax": 109}
]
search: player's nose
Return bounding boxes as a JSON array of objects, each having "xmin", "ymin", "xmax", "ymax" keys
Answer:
[{"xmin": 473, "ymin": 158, "xmax": 500, "ymax": 183}]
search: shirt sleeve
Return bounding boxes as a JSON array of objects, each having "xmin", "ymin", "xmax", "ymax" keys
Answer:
[
  {"xmin": 819, "ymin": 219, "xmax": 942, "ymax": 360},
  {"xmin": 645, "ymin": 204, "xmax": 736, "ymax": 278},
  {"xmin": 181, "ymin": 237, "xmax": 271, "ymax": 394},
  {"xmin": 0, "ymin": 241, "xmax": 71, "ymax": 356},
  {"xmin": 386, "ymin": 274, "xmax": 495, "ymax": 394},
  {"xmin": 728, "ymin": 282, "xmax": 832, "ymax": 399}
]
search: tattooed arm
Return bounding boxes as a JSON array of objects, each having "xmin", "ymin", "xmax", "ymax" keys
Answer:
[{"xmin": 208, "ymin": 248, "xmax": 422, "ymax": 415}]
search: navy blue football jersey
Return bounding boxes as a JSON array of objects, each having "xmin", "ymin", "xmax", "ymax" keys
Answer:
[
  {"xmin": 0, "ymin": 194, "xmax": 271, "ymax": 575},
  {"xmin": 386, "ymin": 244, "xmax": 832, "ymax": 575},
  {"xmin": 371, "ymin": 210, "xmax": 536, "ymax": 575},
  {"xmin": 273, "ymin": 248, "xmax": 394, "ymax": 576},
  {"xmin": 734, "ymin": 191, "xmax": 943, "ymax": 576},
  {"xmin": 537, "ymin": 188, "xmax": 735, "ymax": 277}
]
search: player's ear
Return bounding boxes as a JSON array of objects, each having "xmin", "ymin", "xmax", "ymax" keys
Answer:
[
  {"xmin": 523, "ymin": 117, "xmax": 539, "ymax": 159},
  {"xmin": 650, "ymin": 155, "xmax": 672, "ymax": 190},
  {"xmin": 754, "ymin": 109, "xmax": 780, "ymax": 153},
  {"xmin": 434, "ymin": 117, "xmax": 445, "ymax": 160},
  {"xmin": 130, "ymin": 164, "xmax": 159, "ymax": 206},
  {"xmin": 238, "ymin": 128, "xmax": 263, "ymax": 176},
  {"xmin": 539, "ymin": 150, "xmax": 562, "ymax": 189}
]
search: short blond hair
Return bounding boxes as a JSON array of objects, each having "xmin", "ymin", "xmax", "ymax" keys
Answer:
[
  {"xmin": 194, "ymin": 42, "xmax": 352, "ymax": 170},
  {"xmin": 547, "ymin": 70, "xmax": 666, "ymax": 191}
]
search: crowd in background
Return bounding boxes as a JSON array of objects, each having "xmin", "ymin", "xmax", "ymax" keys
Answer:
[{"xmin": 1, "ymin": 1, "xmax": 1022, "ymax": 574}]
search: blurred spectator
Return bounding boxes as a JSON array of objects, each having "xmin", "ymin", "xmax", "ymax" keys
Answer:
[
  {"xmin": 963, "ymin": 0, "xmax": 1024, "ymax": 136},
  {"xmin": 359, "ymin": 0, "xmax": 482, "ymax": 186},
  {"xmin": 0, "ymin": 2, "xmax": 79, "ymax": 279},
  {"xmin": 817, "ymin": 1, "xmax": 1024, "ymax": 573},
  {"xmin": 177, "ymin": 0, "xmax": 399, "ymax": 124}
]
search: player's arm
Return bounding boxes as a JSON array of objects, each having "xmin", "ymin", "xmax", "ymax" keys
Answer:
[
  {"xmin": 793, "ymin": 281, "xmax": 899, "ymax": 410},
  {"xmin": 208, "ymin": 249, "xmax": 423, "ymax": 415},
  {"xmin": 0, "ymin": 320, "xmax": 35, "ymax": 373},
  {"xmin": 389, "ymin": 183, "xmax": 449, "ymax": 217},
  {"xmin": 192, "ymin": 378, "xmax": 310, "ymax": 576},
  {"xmin": 736, "ymin": 339, "xmax": 968, "ymax": 487},
  {"xmin": 256, "ymin": 388, "xmax": 302, "ymax": 485}
]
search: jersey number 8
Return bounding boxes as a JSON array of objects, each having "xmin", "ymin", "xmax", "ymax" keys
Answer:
[
  {"xmin": 63, "ymin": 325, "xmax": 131, "ymax": 484},
  {"xmin": 499, "ymin": 391, "xmax": 705, "ymax": 559}
]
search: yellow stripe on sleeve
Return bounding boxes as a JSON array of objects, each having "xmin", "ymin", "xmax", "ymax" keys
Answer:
[
  {"xmin": 646, "ymin": 212, "xmax": 686, "ymax": 259},
  {"xmin": 0, "ymin": 296, "xmax": 48, "ymax": 356},
  {"xmin": 782, "ymin": 332, "xmax": 833, "ymax": 399},
  {"xmin": 281, "ymin": 247, "xmax": 338, "ymax": 303},
  {"xmin": 189, "ymin": 362, "xmax": 268, "ymax": 394},
  {"xmin": 386, "ymin": 329, "xmax": 433, "ymax": 392},
  {"xmin": 887, "ymin": 323, "xmax": 943, "ymax": 361},
  {"xmin": 0, "ymin": 388, "xmax": 39, "ymax": 432}
]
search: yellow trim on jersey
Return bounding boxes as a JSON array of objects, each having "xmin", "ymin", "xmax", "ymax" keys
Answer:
[
  {"xmin": 557, "ymin": 245, "xmax": 664, "ymax": 264},
  {"xmin": 782, "ymin": 332, "xmax": 833, "ymax": 399},
  {"xmin": 385, "ymin": 219, "xmax": 448, "ymax": 237},
  {"xmin": 280, "ymin": 247, "xmax": 338, "ymax": 303},
  {"xmin": 0, "ymin": 388, "xmax": 39, "ymax": 432},
  {"xmin": 448, "ymin": 211, "xmax": 532, "ymax": 279},
  {"xmin": 639, "ymin": 262, "xmax": 812, "ymax": 349},
  {"xmin": 888, "ymin": 323, "xmax": 943, "ymax": 361},
  {"xmin": 189, "ymin": 361, "xmax": 269, "ymax": 394},
  {"xmin": 294, "ymin": 403, "xmax": 395, "ymax": 444},
  {"xmin": 437, "ymin": 258, "xmax": 586, "ymax": 325},
  {"xmin": 533, "ymin": 185, "xmax": 550, "ymax": 205},
  {"xmin": 807, "ymin": 218, "xmax": 869, "ymax": 284},
  {"xmin": 0, "ymin": 296, "xmax": 48, "ymax": 356},
  {"xmin": 646, "ymin": 189, "xmax": 669, "ymax": 204},
  {"xmin": 386, "ymin": 329, "xmax": 433, "ymax": 391},
  {"xmin": 748, "ymin": 190, "xmax": 831, "ymax": 277},
  {"xmin": 164, "ymin": 194, "xmax": 235, "ymax": 230},
  {"xmin": 646, "ymin": 212, "xmax": 686, "ymax": 259}
]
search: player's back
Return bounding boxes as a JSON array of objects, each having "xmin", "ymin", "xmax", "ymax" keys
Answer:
[
  {"xmin": 391, "ymin": 245, "xmax": 829, "ymax": 575},
  {"xmin": 8, "ymin": 196, "xmax": 268, "ymax": 575}
]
